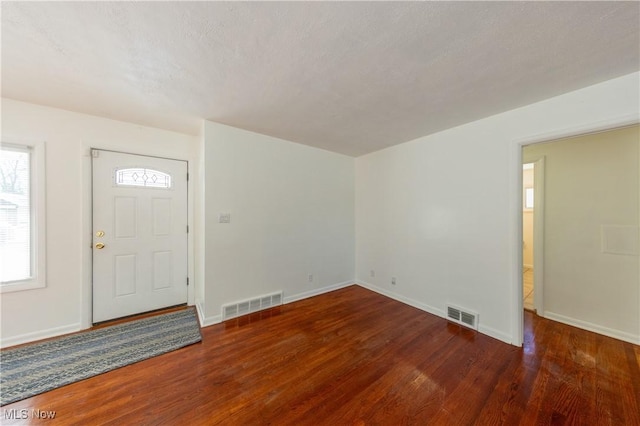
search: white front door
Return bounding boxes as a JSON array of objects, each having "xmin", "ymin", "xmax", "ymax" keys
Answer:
[{"xmin": 92, "ymin": 149, "xmax": 188, "ymax": 323}]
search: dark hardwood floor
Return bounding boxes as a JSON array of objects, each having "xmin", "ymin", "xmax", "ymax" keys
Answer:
[{"xmin": 2, "ymin": 285, "xmax": 639, "ymax": 425}]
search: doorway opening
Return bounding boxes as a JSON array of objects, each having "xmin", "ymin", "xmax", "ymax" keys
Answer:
[
  {"xmin": 514, "ymin": 117, "xmax": 639, "ymax": 347},
  {"xmin": 520, "ymin": 156, "xmax": 545, "ymax": 316},
  {"xmin": 522, "ymin": 163, "xmax": 535, "ymax": 311}
]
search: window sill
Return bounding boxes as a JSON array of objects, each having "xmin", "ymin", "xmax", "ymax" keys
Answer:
[{"xmin": 0, "ymin": 279, "xmax": 46, "ymax": 293}]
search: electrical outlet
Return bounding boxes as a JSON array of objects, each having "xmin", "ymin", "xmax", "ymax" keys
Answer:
[
  {"xmin": 370, "ymin": 270, "xmax": 375, "ymax": 277},
  {"xmin": 391, "ymin": 277, "xmax": 396, "ymax": 285},
  {"xmin": 308, "ymin": 274, "xmax": 313, "ymax": 283}
]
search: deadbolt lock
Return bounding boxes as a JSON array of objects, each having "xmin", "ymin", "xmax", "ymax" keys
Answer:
[
  {"xmin": 95, "ymin": 243, "xmax": 105, "ymax": 249},
  {"xmin": 95, "ymin": 231, "xmax": 105, "ymax": 237}
]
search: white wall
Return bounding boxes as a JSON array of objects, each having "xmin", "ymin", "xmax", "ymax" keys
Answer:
[
  {"xmin": 0, "ymin": 99, "xmax": 198, "ymax": 347},
  {"xmin": 201, "ymin": 121, "xmax": 354, "ymax": 324},
  {"xmin": 523, "ymin": 126, "xmax": 639, "ymax": 341},
  {"xmin": 2, "ymin": 71, "xmax": 638, "ymax": 347},
  {"xmin": 355, "ymin": 72, "xmax": 640, "ymax": 344},
  {"xmin": 0, "ymin": 100, "xmax": 354, "ymax": 345}
]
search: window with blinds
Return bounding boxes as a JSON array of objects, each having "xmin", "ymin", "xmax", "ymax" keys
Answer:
[{"xmin": 0, "ymin": 144, "xmax": 33, "ymax": 284}]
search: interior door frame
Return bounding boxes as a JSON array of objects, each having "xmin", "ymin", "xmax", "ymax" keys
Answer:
[
  {"xmin": 511, "ymin": 112, "xmax": 639, "ymax": 346},
  {"xmin": 521, "ymin": 156, "xmax": 545, "ymax": 315},
  {"xmin": 81, "ymin": 146, "xmax": 194, "ymax": 330}
]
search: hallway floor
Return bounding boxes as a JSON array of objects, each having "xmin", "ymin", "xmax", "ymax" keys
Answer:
[{"xmin": 523, "ymin": 267, "xmax": 534, "ymax": 311}]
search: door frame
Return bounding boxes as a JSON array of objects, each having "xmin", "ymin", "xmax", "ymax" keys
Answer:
[
  {"xmin": 80, "ymin": 145, "xmax": 195, "ymax": 330},
  {"xmin": 521, "ymin": 156, "xmax": 545, "ymax": 315},
  {"xmin": 511, "ymin": 112, "xmax": 638, "ymax": 346}
]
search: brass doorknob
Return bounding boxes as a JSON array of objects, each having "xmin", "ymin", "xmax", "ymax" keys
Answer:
[
  {"xmin": 95, "ymin": 243, "xmax": 105, "ymax": 249},
  {"xmin": 95, "ymin": 231, "xmax": 105, "ymax": 237}
]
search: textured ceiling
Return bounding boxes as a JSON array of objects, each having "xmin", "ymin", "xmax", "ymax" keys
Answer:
[{"xmin": 2, "ymin": 2, "xmax": 639, "ymax": 156}]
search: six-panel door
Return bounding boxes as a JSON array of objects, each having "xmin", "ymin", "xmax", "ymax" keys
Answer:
[{"xmin": 92, "ymin": 150, "xmax": 188, "ymax": 323}]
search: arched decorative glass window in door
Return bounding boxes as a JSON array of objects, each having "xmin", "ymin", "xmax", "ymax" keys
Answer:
[{"xmin": 114, "ymin": 167, "xmax": 172, "ymax": 189}]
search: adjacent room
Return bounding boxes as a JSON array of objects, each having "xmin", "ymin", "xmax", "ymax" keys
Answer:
[{"xmin": 1, "ymin": 1, "xmax": 639, "ymax": 424}]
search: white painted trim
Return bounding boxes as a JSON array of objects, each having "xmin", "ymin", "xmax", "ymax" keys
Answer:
[
  {"xmin": 544, "ymin": 311, "xmax": 640, "ymax": 345},
  {"xmin": 199, "ymin": 314, "xmax": 222, "ymax": 328},
  {"xmin": 195, "ymin": 301, "xmax": 219, "ymax": 327},
  {"xmin": 478, "ymin": 324, "xmax": 513, "ymax": 345},
  {"xmin": 511, "ymin": 113, "xmax": 640, "ymax": 348},
  {"xmin": 513, "ymin": 113, "xmax": 639, "ymax": 147},
  {"xmin": 510, "ymin": 141, "xmax": 525, "ymax": 346},
  {"xmin": 356, "ymin": 281, "xmax": 513, "ymax": 344},
  {"xmin": 81, "ymin": 146, "xmax": 94, "ymax": 330},
  {"xmin": 0, "ymin": 323, "xmax": 81, "ymax": 349},
  {"xmin": 283, "ymin": 280, "xmax": 353, "ymax": 305},
  {"xmin": 195, "ymin": 301, "xmax": 204, "ymax": 324},
  {"xmin": 533, "ymin": 157, "xmax": 545, "ymax": 315}
]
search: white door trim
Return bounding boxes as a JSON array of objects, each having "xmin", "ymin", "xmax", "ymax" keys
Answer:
[
  {"xmin": 81, "ymin": 146, "xmax": 195, "ymax": 330},
  {"xmin": 511, "ymin": 112, "xmax": 639, "ymax": 346}
]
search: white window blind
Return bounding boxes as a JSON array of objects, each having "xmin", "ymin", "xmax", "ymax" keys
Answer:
[{"xmin": 0, "ymin": 144, "xmax": 32, "ymax": 283}]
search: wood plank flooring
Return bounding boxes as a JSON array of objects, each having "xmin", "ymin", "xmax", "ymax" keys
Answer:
[{"xmin": 2, "ymin": 285, "xmax": 639, "ymax": 425}]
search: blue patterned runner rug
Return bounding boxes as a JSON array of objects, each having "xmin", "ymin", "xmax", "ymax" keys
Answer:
[{"xmin": 0, "ymin": 308, "xmax": 202, "ymax": 406}]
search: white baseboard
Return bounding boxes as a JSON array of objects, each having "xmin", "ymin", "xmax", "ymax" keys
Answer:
[
  {"xmin": 355, "ymin": 280, "xmax": 513, "ymax": 345},
  {"xmin": 198, "ymin": 280, "xmax": 354, "ymax": 329},
  {"xmin": 478, "ymin": 324, "xmax": 513, "ymax": 344},
  {"xmin": 1, "ymin": 323, "xmax": 82, "ymax": 349},
  {"xmin": 355, "ymin": 280, "xmax": 445, "ymax": 318},
  {"xmin": 195, "ymin": 301, "xmax": 215, "ymax": 328},
  {"xmin": 196, "ymin": 301, "xmax": 222, "ymax": 327},
  {"xmin": 283, "ymin": 280, "xmax": 353, "ymax": 305},
  {"xmin": 544, "ymin": 311, "xmax": 640, "ymax": 345}
]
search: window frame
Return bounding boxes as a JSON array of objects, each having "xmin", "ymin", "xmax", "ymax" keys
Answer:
[
  {"xmin": 114, "ymin": 167, "xmax": 173, "ymax": 189},
  {"xmin": 0, "ymin": 140, "xmax": 46, "ymax": 293},
  {"xmin": 524, "ymin": 186, "xmax": 534, "ymax": 210}
]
